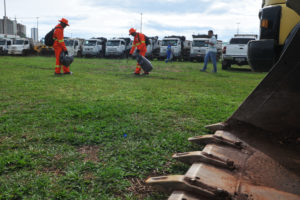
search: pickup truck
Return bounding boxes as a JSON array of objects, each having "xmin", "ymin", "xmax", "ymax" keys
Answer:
[{"xmin": 222, "ymin": 34, "xmax": 257, "ymax": 70}]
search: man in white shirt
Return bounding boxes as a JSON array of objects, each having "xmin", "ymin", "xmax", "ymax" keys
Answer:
[{"xmin": 201, "ymin": 30, "xmax": 218, "ymax": 73}]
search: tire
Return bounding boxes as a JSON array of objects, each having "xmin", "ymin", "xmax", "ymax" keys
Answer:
[{"xmin": 222, "ymin": 61, "xmax": 231, "ymax": 70}]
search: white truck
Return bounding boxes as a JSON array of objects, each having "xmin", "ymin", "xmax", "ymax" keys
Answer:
[
  {"xmin": 190, "ymin": 34, "xmax": 223, "ymax": 62},
  {"xmin": 8, "ymin": 38, "xmax": 35, "ymax": 56},
  {"xmin": 105, "ymin": 38, "xmax": 131, "ymax": 58},
  {"xmin": 0, "ymin": 38, "xmax": 13, "ymax": 55},
  {"xmin": 145, "ymin": 36, "xmax": 160, "ymax": 60},
  {"xmin": 159, "ymin": 36, "xmax": 191, "ymax": 61},
  {"xmin": 64, "ymin": 38, "xmax": 84, "ymax": 57},
  {"xmin": 82, "ymin": 37, "xmax": 107, "ymax": 58},
  {"xmin": 222, "ymin": 34, "xmax": 258, "ymax": 70}
]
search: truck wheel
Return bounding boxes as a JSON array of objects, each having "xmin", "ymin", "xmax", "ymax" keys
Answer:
[
  {"xmin": 222, "ymin": 61, "xmax": 231, "ymax": 70},
  {"xmin": 77, "ymin": 51, "xmax": 82, "ymax": 58}
]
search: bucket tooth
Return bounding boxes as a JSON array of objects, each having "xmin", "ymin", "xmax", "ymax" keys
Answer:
[
  {"xmin": 189, "ymin": 134, "xmax": 243, "ymax": 149},
  {"xmin": 168, "ymin": 191, "xmax": 203, "ymax": 200},
  {"xmin": 146, "ymin": 175, "xmax": 227, "ymax": 199},
  {"xmin": 173, "ymin": 151, "xmax": 235, "ymax": 170},
  {"xmin": 205, "ymin": 122, "xmax": 226, "ymax": 132}
]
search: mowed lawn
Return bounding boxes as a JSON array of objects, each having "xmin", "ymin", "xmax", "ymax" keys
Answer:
[{"xmin": 0, "ymin": 56, "xmax": 266, "ymax": 200}]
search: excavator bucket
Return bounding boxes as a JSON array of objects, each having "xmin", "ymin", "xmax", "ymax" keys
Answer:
[{"xmin": 146, "ymin": 6, "xmax": 300, "ymax": 200}]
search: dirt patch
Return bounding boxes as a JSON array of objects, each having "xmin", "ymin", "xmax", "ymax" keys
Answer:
[
  {"xmin": 78, "ymin": 146, "xmax": 100, "ymax": 163},
  {"xmin": 127, "ymin": 178, "xmax": 155, "ymax": 199},
  {"xmin": 119, "ymin": 65, "xmax": 132, "ymax": 69}
]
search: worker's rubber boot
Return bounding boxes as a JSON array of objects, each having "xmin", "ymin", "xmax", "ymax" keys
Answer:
[
  {"xmin": 134, "ymin": 67, "xmax": 141, "ymax": 75},
  {"xmin": 55, "ymin": 67, "xmax": 62, "ymax": 75},
  {"xmin": 63, "ymin": 66, "xmax": 72, "ymax": 75}
]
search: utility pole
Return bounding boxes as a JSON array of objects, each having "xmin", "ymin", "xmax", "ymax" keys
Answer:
[{"xmin": 140, "ymin": 13, "xmax": 143, "ymax": 33}]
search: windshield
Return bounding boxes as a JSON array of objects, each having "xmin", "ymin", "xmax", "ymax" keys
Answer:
[
  {"xmin": 230, "ymin": 38, "xmax": 254, "ymax": 45},
  {"xmin": 65, "ymin": 40, "xmax": 74, "ymax": 47},
  {"xmin": 162, "ymin": 40, "xmax": 178, "ymax": 46},
  {"xmin": 0, "ymin": 40, "xmax": 5, "ymax": 45},
  {"xmin": 107, "ymin": 41, "xmax": 120, "ymax": 46},
  {"xmin": 14, "ymin": 40, "xmax": 25, "ymax": 45},
  {"xmin": 84, "ymin": 40, "xmax": 97, "ymax": 46},
  {"xmin": 192, "ymin": 40, "xmax": 208, "ymax": 47}
]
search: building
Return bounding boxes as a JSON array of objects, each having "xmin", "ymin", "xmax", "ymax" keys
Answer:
[
  {"xmin": 0, "ymin": 17, "xmax": 26, "ymax": 37},
  {"xmin": 17, "ymin": 23, "xmax": 26, "ymax": 37},
  {"xmin": 31, "ymin": 28, "xmax": 38, "ymax": 42}
]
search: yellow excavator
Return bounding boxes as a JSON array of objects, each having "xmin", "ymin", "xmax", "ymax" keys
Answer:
[
  {"xmin": 248, "ymin": 0, "xmax": 300, "ymax": 71},
  {"xmin": 146, "ymin": 0, "xmax": 300, "ymax": 199}
]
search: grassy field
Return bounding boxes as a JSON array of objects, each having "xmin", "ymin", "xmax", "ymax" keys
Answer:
[{"xmin": 0, "ymin": 56, "xmax": 266, "ymax": 200}]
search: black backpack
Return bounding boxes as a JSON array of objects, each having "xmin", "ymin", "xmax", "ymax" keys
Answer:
[
  {"xmin": 44, "ymin": 27, "xmax": 62, "ymax": 46},
  {"xmin": 138, "ymin": 33, "xmax": 151, "ymax": 46},
  {"xmin": 145, "ymin": 35, "xmax": 150, "ymax": 46}
]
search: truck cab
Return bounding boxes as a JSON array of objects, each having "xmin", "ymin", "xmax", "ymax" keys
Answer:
[
  {"xmin": 160, "ymin": 36, "xmax": 185, "ymax": 60},
  {"xmin": 8, "ymin": 38, "xmax": 34, "ymax": 55},
  {"xmin": 248, "ymin": 0, "xmax": 300, "ymax": 71},
  {"xmin": 222, "ymin": 34, "xmax": 257, "ymax": 69},
  {"xmin": 190, "ymin": 35, "xmax": 210, "ymax": 62},
  {"xmin": 0, "ymin": 38, "xmax": 13, "ymax": 55},
  {"xmin": 145, "ymin": 37, "xmax": 159, "ymax": 59},
  {"xmin": 65, "ymin": 38, "xmax": 84, "ymax": 57},
  {"xmin": 105, "ymin": 38, "xmax": 131, "ymax": 58},
  {"xmin": 82, "ymin": 38, "xmax": 107, "ymax": 58}
]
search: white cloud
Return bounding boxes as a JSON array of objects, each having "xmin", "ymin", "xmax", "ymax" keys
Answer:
[{"xmin": 0, "ymin": 0, "xmax": 262, "ymax": 42}]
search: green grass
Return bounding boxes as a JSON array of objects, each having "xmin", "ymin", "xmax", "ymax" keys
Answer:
[{"xmin": 0, "ymin": 56, "xmax": 266, "ymax": 199}]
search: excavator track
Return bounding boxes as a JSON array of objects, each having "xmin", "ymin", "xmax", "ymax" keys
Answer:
[{"xmin": 146, "ymin": 6, "xmax": 300, "ymax": 200}]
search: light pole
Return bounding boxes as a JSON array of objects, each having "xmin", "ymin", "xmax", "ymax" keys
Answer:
[
  {"xmin": 237, "ymin": 22, "xmax": 240, "ymax": 35},
  {"xmin": 3, "ymin": 0, "xmax": 7, "ymax": 34},
  {"xmin": 36, "ymin": 17, "xmax": 39, "ymax": 41},
  {"xmin": 140, "ymin": 13, "xmax": 143, "ymax": 33},
  {"xmin": 4, "ymin": 0, "xmax": 6, "ymax": 16}
]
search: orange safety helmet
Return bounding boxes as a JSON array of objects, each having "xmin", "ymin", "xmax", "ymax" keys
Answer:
[
  {"xmin": 129, "ymin": 28, "xmax": 136, "ymax": 35},
  {"xmin": 59, "ymin": 18, "xmax": 70, "ymax": 26}
]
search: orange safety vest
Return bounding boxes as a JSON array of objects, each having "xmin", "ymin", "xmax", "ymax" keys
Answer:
[
  {"xmin": 53, "ymin": 24, "xmax": 67, "ymax": 51},
  {"xmin": 130, "ymin": 33, "xmax": 147, "ymax": 54}
]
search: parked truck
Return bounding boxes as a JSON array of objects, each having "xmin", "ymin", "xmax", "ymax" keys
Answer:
[
  {"xmin": 190, "ymin": 34, "xmax": 222, "ymax": 62},
  {"xmin": 64, "ymin": 38, "xmax": 84, "ymax": 57},
  {"xmin": 145, "ymin": 36, "xmax": 159, "ymax": 60},
  {"xmin": 159, "ymin": 36, "xmax": 191, "ymax": 61},
  {"xmin": 105, "ymin": 38, "xmax": 131, "ymax": 58},
  {"xmin": 8, "ymin": 38, "xmax": 35, "ymax": 56},
  {"xmin": 248, "ymin": 0, "xmax": 300, "ymax": 71},
  {"xmin": 222, "ymin": 34, "xmax": 258, "ymax": 69},
  {"xmin": 0, "ymin": 38, "xmax": 13, "ymax": 55},
  {"xmin": 82, "ymin": 37, "xmax": 107, "ymax": 58}
]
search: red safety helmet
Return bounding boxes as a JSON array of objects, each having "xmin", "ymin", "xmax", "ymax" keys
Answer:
[
  {"xmin": 59, "ymin": 18, "xmax": 70, "ymax": 26},
  {"xmin": 129, "ymin": 28, "xmax": 136, "ymax": 35}
]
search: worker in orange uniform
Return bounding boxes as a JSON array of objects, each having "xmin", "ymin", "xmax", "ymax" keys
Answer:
[
  {"xmin": 53, "ymin": 18, "xmax": 72, "ymax": 75},
  {"xmin": 129, "ymin": 28, "xmax": 148, "ymax": 75}
]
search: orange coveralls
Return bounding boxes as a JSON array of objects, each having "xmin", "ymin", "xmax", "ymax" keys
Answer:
[
  {"xmin": 130, "ymin": 33, "xmax": 147, "ymax": 74},
  {"xmin": 53, "ymin": 24, "xmax": 70, "ymax": 74}
]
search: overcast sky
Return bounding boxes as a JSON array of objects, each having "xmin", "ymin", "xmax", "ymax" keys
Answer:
[{"xmin": 1, "ymin": 0, "xmax": 262, "ymax": 42}]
